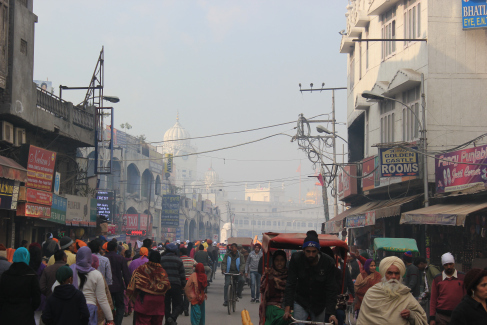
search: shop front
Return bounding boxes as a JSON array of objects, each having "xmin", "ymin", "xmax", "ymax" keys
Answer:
[{"xmin": 65, "ymin": 195, "xmax": 97, "ymax": 241}]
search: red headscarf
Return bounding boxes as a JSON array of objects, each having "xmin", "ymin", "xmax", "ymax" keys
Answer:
[{"xmin": 195, "ymin": 263, "xmax": 208, "ymax": 289}]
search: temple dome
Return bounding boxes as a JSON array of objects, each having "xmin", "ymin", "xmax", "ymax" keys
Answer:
[{"xmin": 163, "ymin": 116, "xmax": 191, "ymax": 150}]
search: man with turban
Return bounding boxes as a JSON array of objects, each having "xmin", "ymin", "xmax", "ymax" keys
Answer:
[{"xmin": 357, "ymin": 256, "xmax": 428, "ymax": 325}]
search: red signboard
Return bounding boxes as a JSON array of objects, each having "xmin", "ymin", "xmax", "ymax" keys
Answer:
[
  {"xmin": 26, "ymin": 146, "xmax": 56, "ymax": 191},
  {"xmin": 16, "ymin": 202, "xmax": 51, "ymax": 218},
  {"xmin": 126, "ymin": 230, "xmax": 147, "ymax": 236},
  {"xmin": 338, "ymin": 165, "xmax": 358, "ymax": 200},
  {"xmin": 21, "ymin": 187, "xmax": 53, "ymax": 206},
  {"xmin": 123, "ymin": 214, "xmax": 139, "ymax": 231},
  {"xmin": 107, "ymin": 224, "xmax": 117, "ymax": 235},
  {"xmin": 362, "ymin": 157, "xmax": 376, "ymax": 191}
]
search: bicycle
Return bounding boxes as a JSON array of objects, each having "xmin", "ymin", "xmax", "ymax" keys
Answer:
[
  {"xmin": 289, "ymin": 316, "xmax": 334, "ymax": 325},
  {"xmin": 224, "ymin": 273, "xmax": 240, "ymax": 315}
]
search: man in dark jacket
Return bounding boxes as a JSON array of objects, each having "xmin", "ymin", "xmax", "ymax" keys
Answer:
[
  {"xmin": 40, "ymin": 250, "xmax": 67, "ymax": 297},
  {"xmin": 41, "ymin": 266, "xmax": 90, "ymax": 325},
  {"xmin": 283, "ymin": 231, "xmax": 338, "ymax": 325},
  {"xmin": 105, "ymin": 241, "xmax": 130, "ymax": 325},
  {"xmin": 161, "ymin": 243, "xmax": 186, "ymax": 325}
]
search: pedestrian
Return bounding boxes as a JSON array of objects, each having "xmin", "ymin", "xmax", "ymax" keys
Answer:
[
  {"xmin": 429, "ymin": 252, "xmax": 466, "ymax": 325},
  {"xmin": 161, "ymin": 243, "xmax": 187, "ymax": 325},
  {"xmin": 74, "ymin": 239, "xmax": 88, "ymax": 253},
  {"xmin": 40, "ymin": 250, "xmax": 67, "ymax": 297},
  {"xmin": 180, "ymin": 247, "xmax": 197, "ymax": 317},
  {"xmin": 0, "ymin": 247, "xmax": 41, "ymax": 325},
  {"xmin": 209, "ymin": 242, "xmax": 219, "ymax": 280},
  {"xmin": 29, "ymin": 243, "xmax": 47, "ymax": 325},
  {"xmin": 347, "ymin": 254, "xmax": 361, "ymax": 281},
  {"xmin": 0, "ymin": 243, "xmax": 11, "ymax": 279},
  {"xmin": 129, "ymin": 247, "xmax": 149, "ymax": 275},
  {"xmin": 70, "ymin": 246, "xmax": 114, "ymax": 325},
  {"xmin": 258, "ymin": 250, "xmax": 288, "ymax": 325},
  {"xmin": 188, "ymin": 242, "xmax": 195, "ymax": 259},
  {"xmin": 47, "ymin": 236, "xmax": 77, "ymax": 266},
  {"xmin": 403, "ymin": 251, "xmax": 420, "ymax": 298},
  {"xmin": 89, "ymin": 238, "xmax": 113, "ymax": 286},
  {"xmin": 123, "ymin": 250, "xmax": 134, "ymax": 317},
  {"xmin": 42, "ymin": 233, "xmax": 59, "ymax": 259},
  {"xmin": 105, "ymin": 240, "xmax": 131, "ymax": 325},
  {"xmin": 41, "ymin": 265, "xmax": 90, "ymax": 325},
  {"xmin": 221, "ymin": 243, "xmax": 245, "ymax": 307},
  {"xmin": 245, "ymin": 243, "xmax": 263, "ymax": 303},
  {"xmin": 194, "ymin": 244, "xmax": 212, "ymax": 286},
  {"xmin": 414, "ymin": 257, "xmax": 440, "ymax": 316},
  {"xmin": 356, "ymin": 256, "xmax": 427, "ymax": 324},
  {"xmin": 92, "ymin": 254, "xmax": 114, "ymax": 325},
  {"xmin": 353, "ymin": 259, "xmax": 381, "ymax": 318},
  {"xmin": 127, "ymin": 250, "xmax": 171, "ymax": 325},
  {"xmin": 185, "ymin": 263, "xmax": 207, "ymax": 325},
  {"xmin": 283, "ymin": 231, "xmax": 338, "ymax": 325},
  {"xmin": 450, "ymin": 268, "xmax": 487, "ymax": 325}
]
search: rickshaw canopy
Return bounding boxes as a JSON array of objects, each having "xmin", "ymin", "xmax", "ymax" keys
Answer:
[
  {"xmin": 373, "ymin": 238, "xmax": 419, "ymax": 253},
  {"xmin": 227, "ymin": 237, "xmax": 253, "ymax": 248},
  {"xmin": 262, "ymin": 232, "xmax": 348, "ymax": 257}
]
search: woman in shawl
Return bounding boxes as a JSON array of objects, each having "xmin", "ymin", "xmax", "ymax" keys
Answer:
[
  {"xmin": 70, "ymin": 246, "xmax": 114, "ymax": 325},
  {"xmin": 184, "ymin": 263, "xmax": 207, "ymax": 325},
  {"xmin": 29, "ymin": 243, "xmax": 47, "ymax": 325},
  {"xmin": 91, "ymin": 254, "xmax": 114, "ymax": 325},
  {"xmin": 259, "ymin": 250, "xmax": 290, "ymax": 325},
  {"xmin": 0, "ymin": 247, "xmax": 41, "ymax": 325},
  {"xmin": 188, "ymin": 242, "xmax": 195, "ymax": 259},
  {"xmin": 353, "ymin": 259, "xmax": 381, "ymax": 318},
  {"xmin": 127, "ymin": 250, "xmax": 171, "ymax": 325}
]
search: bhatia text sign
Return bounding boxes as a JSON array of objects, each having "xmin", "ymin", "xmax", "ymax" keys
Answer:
[
  {"xmin": 463, "ymin": 0, "xmax": 487, "ymax": 29},
  {"xmin": 379, "ymin": 147, "xmax": 419, "ymax": 178},
  {"xmin": 26, "ymin": 146, "xmax": 56, "ymax": 191}
]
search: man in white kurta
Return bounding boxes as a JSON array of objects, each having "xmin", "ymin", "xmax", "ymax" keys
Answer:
[{"xmin": 357, "ymin": 256, "xmax": 428, "ymax": 325}]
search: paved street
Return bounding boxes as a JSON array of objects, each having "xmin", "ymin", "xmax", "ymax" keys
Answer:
[{"xmin": 123, "ymin": 273, "xmax": 259, "ymax": 325}]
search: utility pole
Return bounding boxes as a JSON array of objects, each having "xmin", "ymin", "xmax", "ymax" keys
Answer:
[{"xmin": 320, "ymin": 165, "xmax": 330, "ymax": 222}]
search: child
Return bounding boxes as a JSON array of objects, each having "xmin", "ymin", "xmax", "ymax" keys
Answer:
[
  {"xmin": 42, "ymin": 266, "xmax": 91, "ymax": 325},
  {"xmin": 184, "ymin": 263, "xmax": 208, "ymax": 325}
]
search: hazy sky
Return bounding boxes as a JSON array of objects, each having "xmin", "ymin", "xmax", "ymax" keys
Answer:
[{"xmin": 33, "ymin": 1, "xmax": 349, "ymax": 203}]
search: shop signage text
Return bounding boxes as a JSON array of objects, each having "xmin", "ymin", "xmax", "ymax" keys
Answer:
[
  {"xmin": 161, "ymin": 195, "xmax": 180, "ymax": 227},
  {"xmin": 126, "ymin": 230, "xmax": 146, "ymax": 236},
  {"xmin": 96, "ymin": 191, "xmax": 114, "ymax": 222},
  {"xmin": 19, "ymin": 187, "xmax": 53, "ymax": 206},
  {"xmin": 0, "ymin": 178, "xmax": 19, "ymax": 210},
  {"xmin": 400, "ymin": 213, "xmax": 457, "ymax": 226},
  {"xmin": 49, "ymin": 194, "xmax": 67, "ymax": 224},
  {"xmin": 26, "ymin": 145, "xmax": 56, "ymax": 191},
  {"xmin": 463, "ymin": 0, "xmax": 487, "ymax": 29},
  {"xmin": 338, "ymin": 165, "xmax": 358, "ymax": 200},
  {"xmin": 379, "ymin": 147, "xmax": 419, "ymax": 177},
  {"xmin": 17, "ymin": 202, "xmax": 51, "ymax": 218},
  {"xmin": 346, "ymin": 211, "xmax": 376, "ymax": 228}
]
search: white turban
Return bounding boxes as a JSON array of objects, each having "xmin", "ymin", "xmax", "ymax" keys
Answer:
[
  {"xmin": 441, "ymin": 252, "xmax": 455, "ymax": 265},
  {"xmin": 379, "ymin": 256, "xmax": 406, "ymax": 278}
]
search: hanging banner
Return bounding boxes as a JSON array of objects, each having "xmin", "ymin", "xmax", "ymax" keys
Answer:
[
  {"xmin": 379, "ymin": 147, "xmax": 419, "ymax": 177},
  {"xmin": 346, "ymin": 212, "xmax": 375, "ymax": 228},
  {"xmin": 53, "ymin": 172, "xmax": 61, "ymax": 195},
  {"xmin": 26, "ymin": 145, "xmax": 56, "ymax": 191},
  {"xmin": 400, "ymin": 213, "xmax": 457, "ymax": 226},
  {"xmin": 462, "ymin": 0, "xmax": 487, "ymax": 29},
  {"xmin": 161, "ymin": 195, "xmax": 180, "ymax": 227},
  {"xmin": 435, "ymin": 144, "xmax": 487, "ymax": 193},
  {"xmin": 49, "ymin": 194, "xmax": 67, "ymax": 224}
]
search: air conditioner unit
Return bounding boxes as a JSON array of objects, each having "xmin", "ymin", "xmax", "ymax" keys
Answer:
[
  {"xmin": 14, "ymin": 127, "xmax": 26, "ymax": 146},
  {"xmin": 0, "ymin": 121, "xmax": 14, "ymax": 144}
]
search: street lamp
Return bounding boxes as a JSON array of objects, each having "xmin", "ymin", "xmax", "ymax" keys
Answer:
[
  {"xmin": 316, "ymin": 125, "xmax": 349, "ymax": 143},
  {"xmin": 103, "ymin": 96, "xmax": 120, "ymax": 103},
  {"xmin": 361, "ymin": 90, "xmax": 428, "ymax": 207}
]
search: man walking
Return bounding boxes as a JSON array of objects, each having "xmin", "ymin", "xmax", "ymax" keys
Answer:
[
  {"xmin": 429, "ymin": 252, "xmax": 466, "ymax": 325},
  {"xmin": 88, "ymin": 238, "xmax": 113, "ymax": 285},
  {"xmin": 403, "ymin": 251, "xmax": 420, "ymax": 298},
  {"xmin": 47, "ymin": 236, "xmax": 76, "ymax": 266},
  {"xmin": 221, "ymin": 243, "xmax": 245, "ymax": 307},
  {"xmin": 105, "ymin": 241, "xmax": 131, "ymax": 325},
  {"xmin": 194, "ymin": 244, "xmax": 212, "ymax": 285},
  {"xmin": 161, "ymin": 243, "xmax": 186, "ymax": 325},
  {"xmin": 283, "ymin": 231, "xmax": 338, "ymax": 325},
  {"xmin": 245, "ymin": 243, "xmax": 263, "ymax": 303},
  {"xmin": 180, "ymin": 247, "xmax": 197, "ymax": 316},
  {"xmin": 40, "ymin": 250, "xmax": 67, "ymax": 297}
]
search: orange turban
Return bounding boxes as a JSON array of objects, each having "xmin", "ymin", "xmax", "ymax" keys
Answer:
[
  {"xmin": 102, "ymin": 242, "xmax": 108, "ymax": 251},
  {"xmin": 52, "ymin": 238, "xmax": 59, "ymax": 243},
  {"xmin": 140, "ymin": 247, "xmax": 149, "ymax": 257},
  {"xmin": 74, "ymin": 239, "xmax": 87, "ymax": 253}
]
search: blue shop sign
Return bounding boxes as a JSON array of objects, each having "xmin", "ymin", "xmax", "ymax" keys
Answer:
[{"xmin": 463, "ymin": 0, "xmax": 487, "ymax": 29}]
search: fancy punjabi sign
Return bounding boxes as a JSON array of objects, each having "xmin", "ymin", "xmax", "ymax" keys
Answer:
[
  {"xmin": 26, "ymin": 145, "xmax": 56, "ymax": 191},
  {"xmin": 435, "ymin": 144, "xmax": 487, "ymax": 193},
  {"xmin": 463, "ymin": 0, "xmax": 487, "ymax": 29},
  {"xmin": 379, "ymin": 147, "xmax": 419, "ymax": 178}
]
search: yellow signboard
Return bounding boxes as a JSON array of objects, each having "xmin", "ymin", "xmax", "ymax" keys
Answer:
[
  {"xmin": 164, "ymin": 154, "xmax": 173, "ymax": 173},
  {"xmin": 379, "ymin": 147, "xmax": 419, "ymax": 177}
]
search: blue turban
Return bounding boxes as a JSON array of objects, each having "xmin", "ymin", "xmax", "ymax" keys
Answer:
[
  {"xmin": 166, "ymin": 243, "xmax": 177, "ymax": 252},
  {"xmin": 13, "ymin": 247, "xmax": 30, "ymax": 265}
]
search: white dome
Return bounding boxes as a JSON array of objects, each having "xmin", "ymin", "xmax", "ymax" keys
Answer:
[
  {"xmin": 205, "ymin": 167, "xmax": 219, "ymax": 186},
  {"xmin": 163, "ymin": 116, "xmax": 191, "ymax": 150}
]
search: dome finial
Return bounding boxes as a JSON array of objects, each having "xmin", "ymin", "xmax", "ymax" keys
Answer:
[{"xmin": 176, "ymin": 111, "xmax": 179, "ymax": 121}]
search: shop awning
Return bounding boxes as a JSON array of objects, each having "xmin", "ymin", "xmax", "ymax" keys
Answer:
[
  {"xmin": 400, "ymin": 202, "xmax": 487, "ymax": 226},
  {"xmin": 0, "ymin": 155, "xmax": 27, "ymax": 182}
]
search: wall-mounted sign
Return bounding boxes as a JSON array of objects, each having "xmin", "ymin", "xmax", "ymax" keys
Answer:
[
  {"xmin": 65, "ymin": 195, "xmax": 89, "ymax": 225},
  {"xmin": 338, "ymin": 165, "xmax": 358, "ymax": 200},
  {"xmin": 53, "ymin": 172, "xmax": 60, "ymax": 195},
  {"xmin": 161, "ymin": 195, "xmax": 180, "ymax": 227},
  {"xmin": 126, "ymin": 230, "xmax": 146, "ymax": 236},
  {"xmin": 49, "ymin": 194, "xmax": 67, "ymax": 224},
  {"xmin": 96, "ymin": 191, "xmax": 114, "ymax": 222},
  {"xmin": 435, "ymin": 144, "xmax": 487, "ymax": 193},
  {"xmin": 123, "ymin": 214, "xmax": 139, "ymax": 231},
  {"xmin": 26, "ymin": 145, "xmax": 56, "ymax": 191},
  {"xmin": 379, "ymin": 147, "xmax": 419, "ymax": 178},
  {"xmin": 17, "ymin": 202, "xmax": 51, "ymax": 218},
  {"xmin": 0, "ymin": 178, "xmax": 20, "ymax": 210},
  {"xmin": 346, "ymin": 211, "xmax": 376, "ymax": 228},
  {"xmin": 19, "ymin": 187, "xmax": 53, "ymax": 206},
  {"xmin": 462, "ymin": 0, "xmax": 487, "ymax": 29}
]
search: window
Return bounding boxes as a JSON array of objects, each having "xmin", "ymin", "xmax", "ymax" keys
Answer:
[
  {"xmin": 349, "ymin": 50, "xmax": 355, "ymax": 90},
  {"xmin": 365, "ymin": 27, "xmax": 369, "ymax": 70},
  {"xmin": 273, "ymin": 221, "xmax": 277, "ymax": 226},
  {"xmin": 287, "ymin": 222, "xmax": 291, "ymax": 226},
  {"xmin": 404, "ymin": 0, "xmax": 421, "ymax": 46},
  {"xmin": 380, "ymin": 99, "xmax": 395, "ymax": 143},
  {"xmin": 402, "ymin": 86, "xmax": 421, "ymax": 141},
  {"xmin": 20, "ymin": 39, "xmax": 27, "ymax": 55},
  {"xmin": 358, "ymin": 36, "xmax": 362, "ymax": 80},
  {"xmin": 381, "ymin": 7, "xmax": 396, "ymax": 60},
  {"xmin": 251, "ymin": 220, "xmax": 256, "ymax": 225},
  {"xmin": 266, "ymin": 221, "xmax": 271, "ymax": 226},
  {"xmin": 258, "ymin": 221, "xmax": 261, "ymax": 225},
  {"xmin": 244, "ymin": 220, "xmax": 249, "ymax": 225},
  {"xmin": 308, "ymin": 223, "xmax": 313, "ymax": 227},
  {"xmin": 301, "ymin": 222, "xmax": 306, "ymax": 227}
]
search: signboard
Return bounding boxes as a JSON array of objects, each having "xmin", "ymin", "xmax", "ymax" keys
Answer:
[
  {"xmin": 379, "ymin": 147, "xmax": 419, "ymax": 178},
  {"xmin": 65, "ymin": 195, "xmax": 89, "ymax": 224},
  {"xmin": 19, "ymin": 187, "xmax": 53, "ymax": 206},
  {"xmin": 346, "ymin": 212, "xmax": 376, "ymax": 228},
  {"xmin": 435, "ymin": 144, "xmax": 487, "ymax": 193},
  {"xmin": 338, "ymin": 165, "xmax": 358, "ymax": 200},
  {"xmin": 400, "ymin": 213, "xmax": 457, "ymax": 226},
  {"xmin": 126, "ymin": 230, "xmax": 146, "ymax": 236},
  {"xmin": 325, "ymin": 221, "xmax": 342, "ymax": 234},
  {"xmin": 140, "ymin": 214, "xmax": 149, "ymax": 230},
  {"xmin": 96, "ymin": 191, "xmax": 114, "ymax": 222},
  {"xmin": 161, "ymin": 195, "xmax": 180, "ymax": 227},
  {"xmin": 107, "ymin": 224, "xmax": 117, "ymax": 235},
  {"xmin": 176, "ymin": 228, "xmax": 181, "ymax": 240},
  {"xmin": 213, "ymin": 234, "xmax": 219, "ymax": 242},
  {"xmin": 26, "ymin": 145, "xmax": 56, "ymax": 191},
  {"xmin": 164, "ymin": 154, "xmax": 173, "ymax": 179},
  {"xmin": 89, "ymin": 198, "xmax": 97, "ymax": 223},
  {"xmin": 49, "ymin": 194, "xmax": 67, "ymax": 224},
  {"xmin": 53, "ymin": 172, "xmax": 60, "ymax": 195},
  {"xmin": 123, "ymin": 214, "xmax": 139, "ymax": 231},
  {"xmin": 0, "ymin": 178, "xmax": 20, "ymax": 210},
  {"xmin": 17, "ymin": 202, "xmax": 51, "ymax": 218},
  {"xmin": 462, "ymin": 0, "xmax": 487, "ymax": 29}
]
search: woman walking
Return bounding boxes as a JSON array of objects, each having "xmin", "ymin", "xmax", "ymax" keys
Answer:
[
  {"xmin": 184, "ymin": 263, "xmax": 207, "ymax": 325},
  {"xmin": 29, "ymin": 243, "xmax": 47, "ymax": 325},
  {"xmin": 353, "ymin": 259, "xmax": 381, "ymax": 319},
  {"xmin": 450, "ymin": 268, "xmax": 487, "ymax": 325},
  {"xmin": 70, "ymin": 246, "xmax": 114, "ymax": 325},
  {"xmin": 0, "ymin": 247, "xmax": 41, "ymax": 325},
  {"xmin": 91, "ymin": 254, "xmax": 114, "ymax": 325},
  {"xmin": 127, "ymin": 250, "xmax": 171, "ymax": 325}
]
